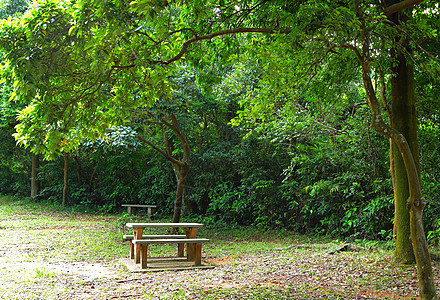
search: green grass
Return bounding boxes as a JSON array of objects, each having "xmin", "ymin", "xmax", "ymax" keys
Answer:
[
  {"xmin": 0, "ymin": 195, "xmax": 432, "ymax": 300},
  {"xmin": 0, "ymin": 194, "xmax": 390, "ymax": 264},
  {"xmin": 0, "ymin": 195, "xmax": 303, "ymax": 264}
]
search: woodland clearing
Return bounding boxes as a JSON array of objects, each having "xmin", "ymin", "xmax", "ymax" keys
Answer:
[{"xmin": 0, "ymin": 197, "xmax": 438, "ymax": 299}]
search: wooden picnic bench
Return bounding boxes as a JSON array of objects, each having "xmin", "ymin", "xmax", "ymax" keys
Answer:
[
  {"xmin": 133, "ymin": 238, "xmax": 210, "ymax": 268},
  {"xmin": 125, "ymin": 223, "xmax": 208, "ymax": 269},
  {"xmin": 121, "ymin": 204, "xmax": 157, "ymax": 217}
]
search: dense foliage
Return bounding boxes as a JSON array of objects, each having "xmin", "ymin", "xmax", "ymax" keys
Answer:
[{"xmin": 0, "ymin": 0, "xmax": 439, "ymax": 245}]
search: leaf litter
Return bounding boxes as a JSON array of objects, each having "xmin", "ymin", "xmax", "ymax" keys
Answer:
[{"xmin": 0, "ymin": 203, "xmax": 438, "ymax": 299}]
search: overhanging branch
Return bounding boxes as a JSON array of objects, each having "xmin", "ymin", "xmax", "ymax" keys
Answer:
[
  {"xmin": 137, "ymin": 134, "xmax": 182, "ymax": 166},
  {"xmin": 152, "ymin": 27, "xmax": 291, "ymax": 65},
  {"xmin": 383, "ymin": 0, "xmax": 425, "ymax": 16}
]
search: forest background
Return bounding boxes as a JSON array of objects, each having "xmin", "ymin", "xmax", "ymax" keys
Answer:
[{"xmin": 0, "ymin": 0, "xmax": 439, "ymax": 256}]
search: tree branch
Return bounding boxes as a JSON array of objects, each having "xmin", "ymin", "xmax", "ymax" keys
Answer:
[
  {"xmin": 136, "ymin": 134, "xmax": 181, "ymax": 165},
  {"xmin": 151, "ymin": 27, "xmax": 291, "ymax": 65},
  {"xmin": 383, "ymin": 0, "xmax": 425, "ymax": 16}
]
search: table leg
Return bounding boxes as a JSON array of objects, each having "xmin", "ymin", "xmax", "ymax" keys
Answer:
[
  {"xmin": 147, "ymin": 207, "xmax": 152, "ymax": 218},
  {"xmin": 177, "ymin": 243, "xmax": 185, "ymax": 257},
  {"xmin": 133, "ymin": 228, "xmax": 144, "ymax": 264},
  {"xmin": 140, "ymin": 244, "xmax": 148, "ymax": 269},
  {"xmin": 185, "ymin": 227, "xmax": 198, "ymax": 261},
  {"xmin": 127, "ymin": 206, "xmax": 132, "ymax": 214},
  {"xmin": 194, "ymin": 244, "xmax": 202, "ymax": 266},
  {"xmin": 129, "ymin": 240, "xmax": 134, "ymax": 259}
]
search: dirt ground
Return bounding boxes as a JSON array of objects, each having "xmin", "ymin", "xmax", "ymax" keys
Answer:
[{"xmin": 0, "ymin": 231, "xmax": 437, "ymax": 300}]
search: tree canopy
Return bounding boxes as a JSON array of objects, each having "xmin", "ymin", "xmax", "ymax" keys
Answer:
[{"xmin": 1, "ymin": 0, "xmax": 439, "ymax": 298}]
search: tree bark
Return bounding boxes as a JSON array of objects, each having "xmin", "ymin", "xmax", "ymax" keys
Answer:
[
  {"xmin": 363, "ymin": 57, "xmax": 436, "ymax": 300},
  {"xmin": 62, "ymin": 153, "xmax": 69, "ymax": 206},
  {"xmin": 164, "ymin": 114, "xmax": 191, "ymax": 223},
  {"xmin": 383, "ymin": 0, "xmax": 425, "ymax": 16},
  {"xmin": 352, "ymin": 1, "xmax": 436, "ymax": 298},
  {"xmin": 30, "ymin": 153, "xmax": 40, "ymax": 200},
  {"xmin": 384, "ymin": 0, "xmax": 421, "ymax": 266},
  {"xmin": 137, "ymin": 113, "xmax": 191, "ymax": 224},
  {"xmin": 391, "ymin": 47, "xmax": 419, "ymax": 264},
  {"xmin": 171, "ymin": 161, "xmax": 189, "ymax": 223},
  {"xmin": 379, "ymin": 70, "xmax": 399, "ymax": 242}
]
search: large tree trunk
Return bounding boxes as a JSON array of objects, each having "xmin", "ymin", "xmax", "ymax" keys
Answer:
[
  {"xmin": 391, "ymin": 48, "xmax": 419, "ymax": 264},
  {"xmin": 353, "ymin": 1, "xmax": 435, "ymax": 297},
  {"xmin": 385, "ymin": 0, "xmax": 420, "ymax": 266},
  {"xmin": 363, "ymin": 60, "xmax": 436, "ymax": 300},
  {"xmin": 30, "ymin": 153, "xmax": 40, "ymax": 200}
]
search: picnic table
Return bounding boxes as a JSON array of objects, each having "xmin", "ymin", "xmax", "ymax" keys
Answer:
[
  {"xmin": 125, "ymin": 222, "xmax": 209, "ymax": 269},
  {"xmin": 121, "ymin": 204, "xmax": 157, "ymax": 217}
]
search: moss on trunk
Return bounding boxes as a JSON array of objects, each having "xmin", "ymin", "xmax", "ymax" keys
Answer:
[{"xmin": 391, "ymin": 48, "xmax": 418, "ymax": 264}]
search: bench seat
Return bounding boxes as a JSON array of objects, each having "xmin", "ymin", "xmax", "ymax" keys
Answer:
[
  {"xmin": 132, "ymin": 238, "xmax": 209, "ymax": 245},
  {"xmin": 132, "ymin": 238, "xmax": 210, "ymax": 268},
  {"xmin": 121, "ymin": 204, "xmax": 157, "ymax": 216},
  {"xmin": 123, "ymin": 234, "xmax": 186, "ymax": 240},
  {"xmin": 124, "ymin": 235, "xmax": 187, "ymax": 259}
]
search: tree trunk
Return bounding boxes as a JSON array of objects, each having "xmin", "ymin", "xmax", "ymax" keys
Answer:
[
  {"xmin": 164, "ymin": 114, "xmax": 191, "ymax": 223},
  {"xmin": 379, "ymin": 70, "xmax": 399, "ymax": 243},
  {"xmin": 137, "ymin": 113, "xmax": 191, "ymax": 224},
  {"xmin": 171, "ymin": 162, "xmax": 189, "ymax": 223},
  {"xmin": 30, "ymin": 153, "xmax": 40, "ymax": 200},
  {"xmin": 391, "ymin": 47, "xmax": 419, "ymax": 264},
  {"xmin": 353, "ymin": 1, "xmax": 436, "ymax": 297},
  {"xmin": 385, "ymin": 0, "xmax": 420, "ymax": 266},
  {"xmin": 62, "ymin": 153, "xmax": 69, "ymax": 206},
  {"xmin": 362, "ymin": 61, "xmax": 436, "ymax": 300}
]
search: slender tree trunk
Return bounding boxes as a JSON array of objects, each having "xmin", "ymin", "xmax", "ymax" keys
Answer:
[
  {"xmin": 30, "ymin": 153, "xmax": 40, "ymax": 200},
  {"xmin": 163, "ymin": 114, "xmax": 191, "ymax": 223},
  {"xmin": 171, "ymin": 162, "xmax": 189, "ymax": 223},
  {"xmin": 363, "ymin": 61, "xmax": 436, "ymax": 300},
  {"xmin": 62, "ymin": 153, "xmax": 69, "ymax": 206},
  {"xmin": 353, "ymin": 1, "xmax": 435, "ymax": 297},
  {"xmin": 379, "ymin": 70, "xmax": 399, "ymax": 242},
  {"xmin": 137, "ymin": 113, "xmax": 191, "ymax": 224}
]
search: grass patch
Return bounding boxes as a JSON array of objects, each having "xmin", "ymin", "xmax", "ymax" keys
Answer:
[{"xmin": 0, "ymin": 195, "xmax": 434, "ymax": 299}]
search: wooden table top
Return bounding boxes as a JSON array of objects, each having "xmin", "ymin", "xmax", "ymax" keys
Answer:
[{"xmin": 126, "ymin": 222, "xmax": 204, "ymax": 228}]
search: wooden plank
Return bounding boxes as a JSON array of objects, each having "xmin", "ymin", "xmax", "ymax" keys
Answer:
[
  {"xmin": 185, "ymin": 227, "xmax": 198, "ymax": 261},
  {"xmin": 123, "ymin": 235, "xmax": 186, "ymax": 240},
  {"xmin": 124, "ymin": 235, "xmax": 187, "ymax": 259},
  {"xmin": 178, "ymin": 243, "xmax": 185, "ymax": 257},
  {"xmin": 132, "ymin": 238, "xmax": 209, "ymax": 244},
  {"xmin": 126, "ymin": 223, "xmax": 204, "ymax": 228},
  {"xmin": 129, "ymin": 239, "xmax": 134, "ymax": 259}
]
